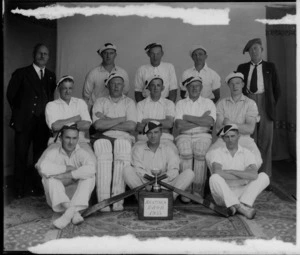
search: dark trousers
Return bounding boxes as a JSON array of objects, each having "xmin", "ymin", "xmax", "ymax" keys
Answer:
[{"xmin": 14, "ymin": 115, "xmax": 50, "ymax": 195}]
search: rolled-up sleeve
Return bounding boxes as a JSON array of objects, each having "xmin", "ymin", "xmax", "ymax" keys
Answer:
[
  {"xmin": 79, "ymin": 99, "xmax": 92, "ymax": 122},
  {"xmin": 246, "ymin": 100, "xmax": 259, "ymax": 120},
  {"xmin": 166, "ymin": 100, "xmax": 175, "ymax": 117},
  {"xmin": 211, "ymin": 71, "xmax": 221, "ymax": 90},
  {"xmin": 134, "ymin": 67, "xmax": 144, "ymax": 92},
  {"xmin": 136, "ymin": 101, "xmax": 144, "ymax": 123},
  {"xmin": 168, "ymin": 64, "xmax": 178, "ymax": 90},
  {"xmin": 92, "ymin": 98, "xmax": 103, "ymax": 123},
  {"xmin": 175, "ymin": 101, "xmax": 184, "ymax": 120},
  {"xmin": 126, "ymin": 100, "xmax": 137, "ymax": 122},
  {"xmin": 45, "ymin": 102, "xmax": 57, "ymax": 129},
  {"xmin": 121, "ymin": 69, "xmax": 130, "ymax": 95},
  {"xmin": 207, "ymin": 100, "xmax": 217, "ymax": 121},
  {"xmin": 82, "ymin": 70, "xmax": 95, "ymax": 105}
]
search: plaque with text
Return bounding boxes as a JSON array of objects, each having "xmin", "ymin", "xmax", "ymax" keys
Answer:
[{"xmin": 138, "ymin": 190, "xmax": 173, "ymax": 220}]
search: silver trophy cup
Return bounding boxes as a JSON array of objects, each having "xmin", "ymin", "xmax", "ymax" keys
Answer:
[{"xmin": 151, "ymin": 168, "xmax": 162, "ymax": 192}]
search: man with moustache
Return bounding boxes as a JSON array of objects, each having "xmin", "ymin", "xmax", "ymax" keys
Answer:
[
  {"xmin": 7, "ymin": 43, "xmax": 56, "ymax": 198},
  {"xmin": 134, "ymin": 43, "xmax": 178, "ymax": 103},
  {"xmin": 175, "ymin": 75, "xmax": 216, "ymax": 200},
  {"xmin": 237, "ymin": 38, "xmax": 281, "ymax": 179},
  {"xmin": 83, "ymin": 43, "xmax": 129, "ymax": 110},
  {"xmin": 181, "ymin": 45, "xmax": 221, "ymax": 103},
  {"xmin": 92, "ymin": 72, "xmax": 137, "ymax": 212},
  {"xmin": 123, "ymin": 121, "xmax": 194, "ymax": 200}
]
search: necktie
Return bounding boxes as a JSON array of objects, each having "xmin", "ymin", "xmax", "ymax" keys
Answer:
[
  {"xmin": 250, "ymin": 64, "xmax": 257, "ymax": 93},
  {"xmin": 40, "ymin": 69, "xmax": 44, "ymax": 80}
]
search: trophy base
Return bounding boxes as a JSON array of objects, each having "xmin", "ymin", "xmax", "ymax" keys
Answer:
[{"xmin": 138, "ymin": 190, "xmax": 173, "ymax": 220}]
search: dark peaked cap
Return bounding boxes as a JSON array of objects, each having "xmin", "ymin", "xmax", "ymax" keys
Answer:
[
  {"xmin": 217, "ymin": 124, "xmax": 239, "ymax": 137},
  {"xmin": 243, "ymin": 38, "xmax": 262, "ymax": 54},
  {"xmin": 143, "ymin": 121, "xmax": 162, "ymax": 135}
]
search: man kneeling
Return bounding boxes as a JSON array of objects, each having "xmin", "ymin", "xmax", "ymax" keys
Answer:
[
  {"xmin": 36, "ymin": 125, "xmax": 96, "ymax": 229},
  {"xmin": 124, "ymin": 121, "xmax": 194, "ymax": 200},
  {"xmin": 206, "ymin": 124, "xmax": 269, "ymax": 219}
]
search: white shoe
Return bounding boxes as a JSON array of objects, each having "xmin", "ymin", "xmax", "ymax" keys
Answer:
[
  {"xmin": 72, "ymin": 212, "xmax": 84, "ymax": 225},
  {"xmin": 112, "ymin": 203, "xmax": 124, "ymax": 211},
  {"xmin": 100, "ymin": 206, "xmax": 111, "ymax": 212},
  {"xmin": 235, "ymin": 203, "xmax": 256, "ymax": 219},
  {"xmin": 181, "ymin": 196, "xmax": 191, "ymax": 203}
]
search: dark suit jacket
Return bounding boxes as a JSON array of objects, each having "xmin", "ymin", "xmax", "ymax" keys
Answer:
[
  {"xmin": 237, "ymin": 60, "xmax": 281, "ymax": 121},
  {"xmin": 7, "ymin": 65, "xmax": 56, "ymax": 132}
]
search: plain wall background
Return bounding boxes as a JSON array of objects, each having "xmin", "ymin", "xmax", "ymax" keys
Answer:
[{"xmin": 4, "ymin": 2, "xmax": 270, "ymax": 177}]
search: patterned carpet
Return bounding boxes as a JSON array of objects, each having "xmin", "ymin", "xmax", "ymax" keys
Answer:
[{"xmin": 4, "ymin": 190, "xmax": 296, "ymax": 251}]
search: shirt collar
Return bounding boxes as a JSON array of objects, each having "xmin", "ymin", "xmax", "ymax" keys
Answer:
[
  {"xmin": 251, "ymin": 60, "xmax": 263, "ymax": 66},
  {"xmin": 108, "ymin": 94, "xmax": 126, "ymax": 102},
  {"xmin": 33, "ymin": 63, "xmax": 45, "ymax": 73},
  {"xmin": 59, "ymin": 143, "xmax": 81, "ymax": 156},
  {"xmin": 222, "ymin": 144, "xmax": 243, "ymax": 155},
  {"xmin": 147, "ymin": 96, "xmax": 164, "ymax": 104},
  {"xmin": 144, "ymin": 142, "xmax": 163, "ymax": 151},
  {"xmin": 99, "ymin": 64, "xmax": 117, "ymax": 72},
  {"xmin": 186, "ymin": 95, "xmax": 203, "ymax": 104},
  {"xmin": 226, "ymin": 94, "xmax": 246, "ymax": 103},
  {"xmin": 58, "ymin": 97, "xmax": 75, "ymax": 105},
  {"xmin": 192, "ymin": 63, "xmax": 208, "ymax": 72}
]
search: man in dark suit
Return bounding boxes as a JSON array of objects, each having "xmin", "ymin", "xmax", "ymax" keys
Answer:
[
  {"xmin": 7, "ymin": 43, "xmax": 56, "ymax": 198},
  {"xmin": 237, "ymin": 38, "xmax": 281, "ymax": 179}
]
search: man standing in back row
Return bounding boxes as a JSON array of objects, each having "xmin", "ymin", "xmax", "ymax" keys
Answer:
[
  {"xmin": 181, "ymin": 45, "xmax": 221, "ymax": 103},
  {"xmin": 134, "ymin": 43, "xmax": 178, "ymax": 103},
  {"xmin": 83, "ymin": 43, "xmax": 130, "ymax": 110},
  {"xmin": 7, "ymin": 43, "xmax": 56, "ymax": 198},
  {"xmin": 237, "ymin": 38, "xmax": 281, "ymax": 178}
]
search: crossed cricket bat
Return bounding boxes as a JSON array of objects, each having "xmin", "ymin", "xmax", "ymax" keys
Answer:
[{"xmin": 82, "ymin": 173, "xmax": 229, "ymax": 218}]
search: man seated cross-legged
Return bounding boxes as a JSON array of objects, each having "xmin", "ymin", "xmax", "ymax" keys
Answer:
[
  {"xmin": 206, "ymin": 124, "xmax": 269, "ymax": 219},
  {"xmin": 35, "ymin": 125, "xmax": 96, "ymax": 229},
  {"xmin": 123, "ymin": 121, "xmax": 195, "ymax": 200}
]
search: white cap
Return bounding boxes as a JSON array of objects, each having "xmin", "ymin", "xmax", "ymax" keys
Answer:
[
  {"xmin": 145, "ymin": 74, "xmax": 164, "ymax": 89},
  {"xmin": 181, "ymin": 76, "xmax": 202, "ymax": 87},
  {"xmin": 144, "ymin": 43, "xmax": 163, "ymax": 53},
  {"xmin": 225, "ymin": 72, "xmax": 244, "ymax": 84},
  {"xmin": 97, "ymin": 43, "xmax": 117, "ymax": 55},
  {"xmin": 217, "ymin": 124, "xmax": 239, "ymax": 137},
  {"xmin": 189, "ymin": 45, "xmax": 207, "ymax": 56},
  {"xmin": 104, "ymin": 72, "xmax": 125, "ymax": 87},
  {"xmin": 56, "ymin": 75, "xmax": 74, "ymax": 87}
]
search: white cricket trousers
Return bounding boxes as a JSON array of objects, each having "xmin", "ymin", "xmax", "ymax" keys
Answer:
[{"xmin": 209, "ymin": 173, "xmax": 269, "ymax": 208}]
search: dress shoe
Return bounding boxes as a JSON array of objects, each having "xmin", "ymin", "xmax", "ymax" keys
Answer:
[{"xmin": 235, "ymin": 203, "xmax": 256, "ymax": 219}]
